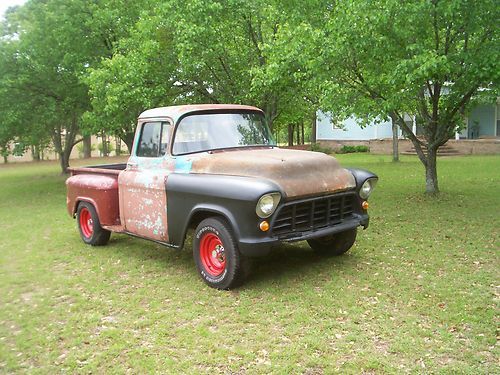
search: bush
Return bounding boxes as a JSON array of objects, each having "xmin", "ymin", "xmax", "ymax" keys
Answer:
[
  {"xmin": 309, "ymin": 143, "xmax": 333, "ymax": 154},
  {"xmin": 337, "ymin": 145, "xmax": 370, "ymax": 154},
  {"xmin": 97, "ymin": 141, "xmax": 115, "ymax": 156}
]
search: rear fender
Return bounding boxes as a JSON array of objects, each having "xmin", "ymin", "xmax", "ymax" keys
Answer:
[{"xmin": 66, "ymin": 174, "xmax": 120, "ymax": 226}]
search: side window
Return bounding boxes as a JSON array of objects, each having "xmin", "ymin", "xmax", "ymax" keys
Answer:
[{"xmin": 137, "ymin": 122, "xmax": 170, "ymax": 157}]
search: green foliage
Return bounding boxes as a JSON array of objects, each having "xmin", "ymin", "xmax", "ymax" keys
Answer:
[
  {"xmin": 309, "ymin": 142, "xmax": 333, "ymax": 154},
  {"xmin": 0, "ymin": 145, "xmax": 9, "ymax": 159},
  {"xmin": 85, "ymin": 0, "xmax": 318, "ymax": 141},
  {"xmin": 290, "ymin": 0, "xmax": 499, "ymax": 192},
  {"xmin": 97, "ymin": 141, "xmax": 115, "ymax": 156},
  {"xmin": 0, "ymin": 0, "xmax": 149, "ymax": 172},
  {"xmin": 0, "ymin": 0, "xmax": 498, "ymax": 184},
  {"xmin": 337, "ymin": 145, "xmax": 370, "ymax": 154},
  {"xmin": 11, "ymin": 142, "xmax": 27, "ymax": 157}
]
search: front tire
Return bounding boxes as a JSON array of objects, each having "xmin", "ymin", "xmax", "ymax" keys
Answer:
[
  {"xmin": 307, "ymin": 228, "xmax": 357, "ymax": 256},
  {"xmin": 77, "ymin": 202, "xmax": 111, "ymax": 246},
  {"xmin": 193, "ymin": 217, "xmax": 248, "ymax": 290}
]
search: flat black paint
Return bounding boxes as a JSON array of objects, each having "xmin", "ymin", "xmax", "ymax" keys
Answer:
[
  {"xmin": 166, "ymin": 168, "xmax": 377, "ymax": 257},
  {"xmin": 166, "ymin": 173, "xmax": 283, "ymax": 256}
]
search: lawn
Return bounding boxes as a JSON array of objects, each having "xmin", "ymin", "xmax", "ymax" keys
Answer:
[{"xmin": 0, "ymin": 154, "xmax": 498, "ymax": 374}]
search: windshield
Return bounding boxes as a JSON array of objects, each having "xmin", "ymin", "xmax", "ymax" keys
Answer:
[{"xmin": 172, "ymin": 112, "xmax": 275, "ymax": 155}]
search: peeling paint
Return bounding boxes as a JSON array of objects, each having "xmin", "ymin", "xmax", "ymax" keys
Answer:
[
  {"xmin": 118, "ymin": 157, "xmax": 170, "ymax": 242},
  {"xmin": 174, "ymin": 157, "xmax": 193, "ymax": 174}
]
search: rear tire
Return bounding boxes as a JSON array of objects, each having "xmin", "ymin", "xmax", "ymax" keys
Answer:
[
  {"xmin": 193, "ymin": 217, "xmax": 249, "ymax": 290},
  {"xmin": 77, "ymin": 202, "xmax": 111, "ymax": 246},
  {"xmin": 307, "ymin": 228, "xmax": 357, "ymax": 256}
]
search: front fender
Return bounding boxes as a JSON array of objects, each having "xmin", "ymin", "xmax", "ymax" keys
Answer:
[
  {"xmin": 347, "ymin": 168, "xmax": 378, "ymax": 192},
  {"xmin": 166, "ymin": 173, "xmax": 282, "ymax": 250}
]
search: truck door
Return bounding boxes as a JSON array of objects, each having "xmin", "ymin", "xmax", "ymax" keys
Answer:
[{"xmin": 118, "ymin": 121, "xmax": 173, "ymax": 242}]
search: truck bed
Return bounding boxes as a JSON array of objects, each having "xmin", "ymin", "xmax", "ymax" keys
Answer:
[
  {"xmin": 66, "ymin": 163, "xmax": 125, "ymax": 227},
  {"xmin": 68, "ymin": 163, "xmax": 127, "ymax": 176}
]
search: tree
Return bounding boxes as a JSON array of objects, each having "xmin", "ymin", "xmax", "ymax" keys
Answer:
[
  {"xmin": 304, "ymin": 0, "xmax": 499, "ymax": 193},
  {"xmin": 85, "ymin": 15, "xmax": 180, "ymax": 152},
  {"xmin": 87, "ymin": 0, "xmax": 314, "ymax": 139},
  {"xmin": 0, "ymin": 0, "xmax": 149, "ymax": 172}
]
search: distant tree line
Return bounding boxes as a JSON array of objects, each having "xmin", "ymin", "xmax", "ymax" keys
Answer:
[{"xmin": 0, "ymin": 0, "xmax": 497, "ymax": 193}]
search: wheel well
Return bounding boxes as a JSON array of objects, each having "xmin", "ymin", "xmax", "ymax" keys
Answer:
[
  {"xmin": 73, "ymin": 200, "xmax": 83, "ymax": 217},
  {"xmin": 74, "ymin": 199, "xmax": 98, "ymax": 219},
  {"xmin": 188, "ymin": 210, "xmax": 228, "ymax": 230},
  {"xmin": 74, "ymin": 200, "xmax": 89, "ymax": 214}
]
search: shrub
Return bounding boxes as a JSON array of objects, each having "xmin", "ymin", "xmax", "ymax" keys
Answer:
[
  {"xmin": 338, "ymin": 145, "xmax": 370, "ymax": 154},
  {"xmin": 97, "ymin": 141, "xmax": 115, "ymax": 156},
  {"xmin": 309, "ymin": 143, "xmax": 333, "ymax": 154}
]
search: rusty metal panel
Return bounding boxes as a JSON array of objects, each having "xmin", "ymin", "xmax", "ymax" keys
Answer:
[
  {"xmin": 66, "ymin": 174, "xmax": 120, "ymax": 226},
  {"xmin": 185, "ymin": 148, "xmax": 356, "ymax": 199},
  {"xmin": 118, "ymin": 157, "xmax": 175, "ymax": 242}
]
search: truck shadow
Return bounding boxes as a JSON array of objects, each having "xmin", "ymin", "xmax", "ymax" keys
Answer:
[
  {"xmin": 106, "ymin": 233, "xmax": 361, "ymax": 289},
  {"xmin": 244, "ymin": 243, "xmax": 361, "ymax": 288}
]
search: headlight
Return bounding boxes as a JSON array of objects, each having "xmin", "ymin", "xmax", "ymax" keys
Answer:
[
  {"xmin": 359, "ymin": 178, "xmax": 377, "ymax": 199},
  {"xmin": 256, "ymin": 193, "xmax": 281, "ymax": 218}
]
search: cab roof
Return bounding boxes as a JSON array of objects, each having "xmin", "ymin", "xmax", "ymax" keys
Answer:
[{"xmin": 138, "ymin": 104, "xmax": 263, "ymax": 123}]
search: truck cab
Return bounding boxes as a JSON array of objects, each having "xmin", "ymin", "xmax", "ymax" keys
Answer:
[{"xmin": 67, "ymin": 104, "xmax": 377, "ymax": 289}]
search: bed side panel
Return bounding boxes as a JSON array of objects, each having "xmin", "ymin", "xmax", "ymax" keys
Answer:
[{"xmin": 66, "ymin": 174, "xmax": 120, "ymax": 226}]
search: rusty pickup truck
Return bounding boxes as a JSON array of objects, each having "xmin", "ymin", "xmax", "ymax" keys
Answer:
[{"xmin": 66, "ymin": 104, "xmax": 377, "ymax": 289}]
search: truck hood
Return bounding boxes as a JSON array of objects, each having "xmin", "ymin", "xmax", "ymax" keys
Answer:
[{"xmin": 189, "ymin": 148, "xmax": 356, "ymax": 198}]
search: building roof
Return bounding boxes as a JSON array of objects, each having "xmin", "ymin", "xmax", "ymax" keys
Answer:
[{"xmin": 138, "ymin": 104, "xmax": 263, "ymax": 123}]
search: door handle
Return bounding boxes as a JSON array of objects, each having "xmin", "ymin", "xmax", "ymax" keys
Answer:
[{"xmin": 127, "ymin": 162, "xmax": 138, "ymax": 170}]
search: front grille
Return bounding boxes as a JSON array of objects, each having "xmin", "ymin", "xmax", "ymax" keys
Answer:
[{"xmin": 271, "ymin": 193, "xmax": 357, "ymax": 238}]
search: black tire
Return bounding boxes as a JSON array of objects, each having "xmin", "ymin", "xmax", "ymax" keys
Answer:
[
  {"xmin": 307, "ymin": 228, "xmax": 357, "ymax": 256},
  {"xmin": 193, "ymin": 217, "xmax": 249, "ymax": 290},
  {"xmin": 76, "ymin": 202, "xmax": 111, "ymax": 246}
]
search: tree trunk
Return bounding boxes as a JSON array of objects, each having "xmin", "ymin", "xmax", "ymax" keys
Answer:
[
  {"xmin": 52, "ymin": 128, "xmax": 65, "ymax": 173},
  {"xmin": 301, "ymin": 122, "xmax": 305, "ymax": 145},
  {"xmin": 389, "ymin": 114, "xmax": 399, "ymax": 162},
  {"xmin": 120, "ymin": 132, "xmax": 135, "ymax": 154},
  {"xmin": 31, "ymin": 145, "xmax": 41, "ymax": 161},
  {"xmin": 0, "ymin": 145, "xmax": 8, "ymax": 163},
  {"xmin": 296, "ymin": 124, "xmax": 300, "ymax": 145},
  {"xmin": 263, "ymin": 98, "xmax": 278, "ymax": 132},
  {"xmin": 59, "ymin": 152, "xmax": 70, "ymax": 174},
  {"xmin": 52, "ymin": 115, "xmax": 80, "ymax": 174},
  {"xmin": 425, "ymin": 147, "xmax": 439, "ymax": 194},
  {"xmin": 83, "ymin": 135, "xmax": 92, "ymax": 158},
  {"xmin": 392, "ymin": 123, "xmax": 399, "ymax": 162},
  {"xmin": 287, "ymin": 124, "xmax": 294, "ymax": 146},
  {"xmin": 115, "ymin": 137, "xmax": 121, "ymax": 156},
  {"xmin": 101, "ymin": 135, "xmax": 108, "ymax": 157},
  {"xmin": 311, "ymin": 111, "xmax": 317, "ymax": 143}
]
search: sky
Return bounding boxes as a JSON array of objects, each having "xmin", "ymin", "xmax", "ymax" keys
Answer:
[{"xmin": 0, "ymin": 0, "xmax": 27, "ymax": 19}]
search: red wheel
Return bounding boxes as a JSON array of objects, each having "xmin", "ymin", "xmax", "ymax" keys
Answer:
[
  {"xmin": 79, "ymin": 207, "xmax": 94, "ymax": 239},
  {"xmin": 193, "ymin": 217, "xmax": 250, "ymax": 289},
  {"xmin": 199, "ymin": 233, "xmax": 226, "ymax": 277},
  {"xmin": 76, "ymin": 202, "xmax": 110, "ymax": 246}
]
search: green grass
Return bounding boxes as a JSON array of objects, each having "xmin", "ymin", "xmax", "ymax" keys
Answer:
[{"xmin": 0, "ymin": 155, "xmax": 499, "ymax": 373}]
